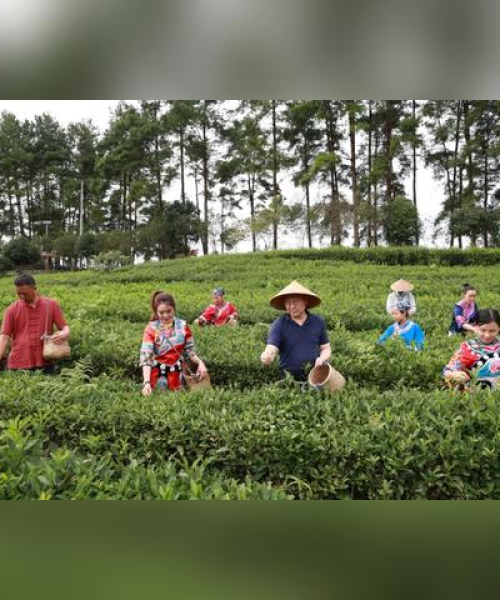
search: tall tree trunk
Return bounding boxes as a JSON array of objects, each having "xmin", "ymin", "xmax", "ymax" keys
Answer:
[
  {"xmin": 248, "ymin": 174, "xmax": 256, "ymax": 252},
  {"xmin": 458, "ymin": 166, "xmax": 464, "ymax": 249},
  {"xmin": 26, "ymin": 178, "xmax": 33, "ymax": 239},
  {"xmin": 348, "ymin": 103, "xmax": 360, "ymax": 247},
  {"xmin": 325, "ymin": 101, "xmax": 341, "ymax": 245},
  {"xmin": 367, "ymin": 101, "xmax": 373, "ymax": 246},
  {"xmin": 155, "ymin": 135, "xmax": 163, "ymax": 211},
  {"xmin": 79, "ymin": 180, "xmax": 84, "ymax": 236},
  {"xmin": 15, "ymin": 191, "xmax": 25, "ymax": 237},
  {"xmin": 383, "ymin": 103, "xmax": 394, "ymax": 204},
  {"xmin": 220, "ymin": 201, "xmax": 225, "ymax": 255},
  {"xmin": 121, "ymin": 174, "xmax": 127, "ymax": 230},
  {"xmin": 272, "ymin": 100, "xmax": 279, "ymax": 250},
  {"xmin": 483, "ymin": 146, "xmax": 489, "ymax": 247},
  {"xmin": 441, "ymin": 136, "xmax": 454, "ymax": 247},
  {"xmin": 201, "ymin": 114, "xmax": 210, "ymax": 255},
  {"xmin": 463, "ymin": 101, "xmax": 475, "ymax": 199},
  {"xmin": 373, "ymin": 127, "xmax": 380, "ymax": 246},
  {"xmin": 7, "ymin": 181, "xmax": 15, "ymax": 236},
  {"xmin": 305, "ymin": 182, "xmax": 312, "ymax": 248},
  {"xmin": 194, "ymin": 164, "xmax": 200, "ymax": 211},
  {"xmin": 180, "ymin": 129, "xmax": 186, "ymax": 204},
  {"xmin": 128, "ymin": 174, "xmax": 133, "ymax": 235},
  {"xmin": 463, "ymin": 101, "xmax": 476, "ymax": 246},
  {"xmin": 412, "ymin": 100, "xmax": 419, "ymax": 245},
  {"xmin": 451, "ymin": 101, "xmax": 462, "ymax": 248},
  {"xmin": 302, "ymin": 132, "xmax": 312, "ymax": 248}
]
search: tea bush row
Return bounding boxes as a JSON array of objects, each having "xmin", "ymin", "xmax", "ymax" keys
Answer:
[
  {"xmin": 6, "ymin": 258, "xmax": 499, "ymax": 332},
  {"xmin": 2, "ymin": 372, "xmax": 500, "ymax": 499},
  {"xmin": 67, "ymin": 319, "xmax": 458, "ymax": 391},
  {"xmin": 0, "ymin": 412, "xmax": 287, "ymax": 500},
  {"xmin": 275, "ymin": 246, "xmax": 500, "ymax": 266}
]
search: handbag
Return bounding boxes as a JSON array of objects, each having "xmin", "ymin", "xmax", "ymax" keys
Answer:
[{"xmin": 42, "ymin": 300, "xmax": 71, "ymax": 361}]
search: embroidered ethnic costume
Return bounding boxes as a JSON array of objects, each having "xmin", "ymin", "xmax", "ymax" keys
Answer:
[
  {"xmin": 199, "ymin": 301, "xmax": 238, "ymax": 326},
  {"xmin": 378, "ymin": 320, "xmax": 425, "ymax": 351},
  {"xmin": 139, "ymin": 318, "xmax": 195, "ymax": 391},
  {"xmin": 449, "ymin": 300, "xmax": 479, "ymax": 334},
  {"xmin": 444, "ymin": 338, "xmax": 500, "ymax": 388}
]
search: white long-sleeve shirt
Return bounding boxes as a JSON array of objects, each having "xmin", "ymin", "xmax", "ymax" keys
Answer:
[{"xmin": 386, "ymin": 291, "xmax": 416, "ymax": 315}]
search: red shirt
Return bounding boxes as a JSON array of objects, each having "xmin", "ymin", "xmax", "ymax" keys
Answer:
[
  {"xmin": 200, "ymin": 302, "xmax": 238, "ymax": 326},
  {"xmin": 1, "ymin": 296, "xmax": 67, "ymax": 369}
]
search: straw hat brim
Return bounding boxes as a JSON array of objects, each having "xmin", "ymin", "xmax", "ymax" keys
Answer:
[
  {"xmin": 390, "ymin": 279, "xmax": 414, "ymax": 292},
  {"xmin": 270, "ymin": 280, "xmax": 321, "ymax": 310}
]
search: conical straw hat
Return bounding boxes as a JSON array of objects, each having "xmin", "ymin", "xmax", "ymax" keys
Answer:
[
  {"xmin": 270, "ymin": 280, "xmax": 321, "ymax": 310},
  {"xmin": 390, "ymin": 279, "xmax": 414, "ymax": 292}
]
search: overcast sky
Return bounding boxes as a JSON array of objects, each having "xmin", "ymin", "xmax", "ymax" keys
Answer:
[
  {"xmin": 0, "ymin": 100, "xmax": 119, "ymax": 130},
  {"xmin": 0, "ymin": 100, "xmax": 444, "ymax": 247}
]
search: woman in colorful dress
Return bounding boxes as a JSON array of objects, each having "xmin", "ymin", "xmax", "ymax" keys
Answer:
[
  {"xmin": 140, "ymin": 292, "xmax": 208, "ymax": 396},
  {"xmin": 378, "ymin": 301, "xmax": 425, "ymax": 351},
  {"xmin": 444, "ymin": 309, "xmax": 500, "ymax": 390},
  {"xmin": 386, "ymin": 279, "xmax": 417, "ymax": 315},
  {"xmin": 194, "ymin": 288, "xmax": 238, "ymax": 327},
  {"xmin": 449, "ymin": 284, "xmax": 479, "ymax": 335}
]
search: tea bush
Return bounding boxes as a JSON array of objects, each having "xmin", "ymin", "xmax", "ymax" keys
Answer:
[
  {"xmin": 2, "ymin": 247, "xmax": 500, "ymax": 499},
  {"xmin": 2, "ymin": 372, "xmax": 500, "ymax": 499}
]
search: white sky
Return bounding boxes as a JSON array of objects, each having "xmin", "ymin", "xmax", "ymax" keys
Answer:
[
  {"xmin": 0, "ymin": 100, "xmax": 119, "ymax": 130},
  {"xmin": 0, "ymin": 100, "xmax": 444, "ymax": 247}
]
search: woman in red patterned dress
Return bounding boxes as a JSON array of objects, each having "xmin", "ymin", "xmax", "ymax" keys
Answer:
[
  {"xmin": 194, "ymin": 288, "xmax": 238, "ymax": 327},
  {"xmin": 140, "ymin": 292, "xmax": 208, "ymax": 396}
]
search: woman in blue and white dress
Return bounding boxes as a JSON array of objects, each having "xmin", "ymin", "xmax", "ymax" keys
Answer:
[{"xmin": 378, "ymin": 301, "xmax": 425, "ymax": 351}]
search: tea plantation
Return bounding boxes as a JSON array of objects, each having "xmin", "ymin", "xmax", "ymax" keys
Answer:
[{"xmin": 2, "ymin": 247, "xmax": 500, "ymax": 499}]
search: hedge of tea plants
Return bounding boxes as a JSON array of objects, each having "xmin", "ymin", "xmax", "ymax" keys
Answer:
[{"xmin": 1, "ymin": 247, "xmax": 500, "ymax": 499}]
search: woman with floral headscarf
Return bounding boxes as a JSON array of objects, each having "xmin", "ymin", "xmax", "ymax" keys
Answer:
[{"xmin": 378, "ymin": 301, "xmax": 425, "ymax": 351}]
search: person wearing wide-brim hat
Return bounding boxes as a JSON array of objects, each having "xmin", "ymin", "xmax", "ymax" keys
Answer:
[
  {"xmin": 386, "ymin": 279, "xmax": 416, "ymax": 316},
  {"xmin": 260, "ymin": 280, "xmax": 332, "ymax": 382}
]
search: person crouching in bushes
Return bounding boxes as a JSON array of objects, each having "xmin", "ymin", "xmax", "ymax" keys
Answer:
[
  {"xmin": 444, "ymin": 309, "xmax": 500, "ymax": 390},
  {"xmin": 377, "ymin": 301, "xmax": 425, "ymax": 351},
  {"xmin": 260, "ymin": 280, "xmax": 344, "ymax": 390},
  {"xmin": 140, "ymin": 291, "xmax": 208, "ymax": 396},
  {"xmin": 386, "ymin": 279, "xmax": 416, "ymax": 315},
  {"xmin": 194, "ymin": 288, "xmax": 238, "ymax": 327},
  {"xmin": 449, "ymin": 283, "xmax": 479, "ymax": 336}
]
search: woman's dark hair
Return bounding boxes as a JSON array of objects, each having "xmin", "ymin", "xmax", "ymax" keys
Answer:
[
  {"xmin": 472, "ymin": 309, "xmax": 500, "ymax": 328},
  {"xmin": 150, "ymin": 291, "xmax": 176, "ymax": 319},
  {"xmin": 461, "ymin": 283, "xmax": 477, "ymax": 295},
  {"xmin": 14, "ymin": 273, "xmax": 36, "ymax": 287}
]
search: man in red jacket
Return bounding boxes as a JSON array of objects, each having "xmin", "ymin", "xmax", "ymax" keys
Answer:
[{"xmin": 0, "ymin": 273, "xmax": 69, "ymax": 372}]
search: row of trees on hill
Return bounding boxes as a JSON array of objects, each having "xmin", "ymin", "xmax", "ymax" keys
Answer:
[{"xmin": 0, "ymin": 100, "xmax": 498, "ymax": 264}]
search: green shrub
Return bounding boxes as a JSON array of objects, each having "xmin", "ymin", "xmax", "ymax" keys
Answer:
[
  {"xmin": 2, "ymin": 373, "xmax": 500, "ymax": 499},
  {"xmin": 1, "ymin": 248, "xmax": 500, "ymax": 499},
  {"xmin": 3, "ymin": 237, "xmax": 40, "ymax": 267}
]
